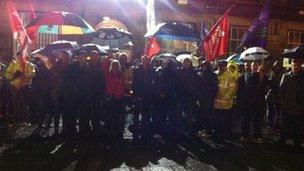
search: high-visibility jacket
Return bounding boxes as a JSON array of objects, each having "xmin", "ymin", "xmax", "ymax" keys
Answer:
[
  {"xmin": 5, "ymin": 59, "xmax": 35, "ymax": 89},
  {"xmin": 214, "ymin": 70, "xmax": 237, "ymax": 109}
]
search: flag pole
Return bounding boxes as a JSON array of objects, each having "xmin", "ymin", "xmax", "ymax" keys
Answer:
[{"xmin": 205, "ymin": 4, "xmax": 235, "ymax": 37}]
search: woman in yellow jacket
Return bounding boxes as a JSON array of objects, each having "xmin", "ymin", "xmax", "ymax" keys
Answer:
[
  {"xmin": 213, "ymin": 60, "xmax": 237, "ymax": 138},
  {"xmin": 5, "ymin": 52, "xmax": 35, "ymax": 124}
]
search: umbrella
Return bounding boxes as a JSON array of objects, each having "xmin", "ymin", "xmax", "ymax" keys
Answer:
[
  {"xmin": 156, "ymin": 53, "xmax": 177, "ymax": 60},
  {"xmin": 95, "ymin": 18, "xmax": 128, "ymax": 31},
  {"xmin": 281, "ymin": 45, "xmax": 304, "ymax": 59},
  {"xmin": 151, "ymin": 53, "xmax": 179, "ymax": 67},
  {"xmin": 78, "ymin": 44, "xmax": 108, "ymax": 55},
  {"xmin": 90, "ymin": 28, "xmax": 132, "ymax": 48},
  {"xmin": 31, "ymin": 40, "xmax": 79, "ymax": 57},
  {"xmin": 26, "ymin": 11, "xmax": 95, "ymax": 35},
  {"xmin": 144, "ymin": 22, "xmax": 199, "ymax": 41},
  {"xmin": 226, "ymin": 53, "xmax": 243, "ymax": 63},
  {"xmin": 176, "ymin": 54, "xmax": 199, "ymax": 67},
  {"xmin": 240, "ymin": 47, "xmax": 269, "ymax": 61}
]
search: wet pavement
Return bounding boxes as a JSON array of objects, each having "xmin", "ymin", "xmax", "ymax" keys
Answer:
[{"xmin": 0, "ymin": 118, "xmax": 303, "ymax": 171}]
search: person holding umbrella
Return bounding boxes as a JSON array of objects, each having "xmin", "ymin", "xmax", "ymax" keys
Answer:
[
  {"xmin": 131, "ymin": 55, "xmax": 157, "ymax": 142},
  {"xmin": 238, "ymin": 61, "xmax": 268, "ymax": 143},
  {"xmin": 48, "ymin": 50, "xmax": 70, "ymax": 137},
  {"xmin": 279, "ymin": 57, "xmax": 304, "ymax": 149}
]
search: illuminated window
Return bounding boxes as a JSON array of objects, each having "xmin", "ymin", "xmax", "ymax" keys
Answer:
[
  {"xmin": 178, "ymin": 0, "xmax": 188, "ymax": 5},
  {"xmin": 229, "ymin": 26, "xmax": 247, "ymax": 54},
  {"xmin": 287, "ymin": 30, "xmax": 304, "ymax": 48}
]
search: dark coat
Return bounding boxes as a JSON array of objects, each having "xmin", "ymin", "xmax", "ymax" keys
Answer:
[
  {"xmin": 85, "ymin": 62, "xmax": 105, "ymax": 98},
  {"xmin": 154, "ymin": 65, "xmax": 178, "ymax": 99},
  {"xmin": 237, "ymin": 73, "xmax": 268, "ymax": 109},
  {"xmin": 197, "ymin": 68, "xmax": 218, "ymax": 105},
  {"xmin": 175, "ymin": 67, "xmax": 200, "ymax": 100},
  {"xmin": 132, "ymin": 65, "xmax": 156, "ymax": 100},
  {"xmin": 62, "ymin": 61, "xmax": 87, "ymax": 104},
  {"xmin": 32, "ymin": 61, "xmax": 52, "ymax": 94},
  {"xmin": 279, "ymin": 71, "xmax": 304, "ymax": 116}
]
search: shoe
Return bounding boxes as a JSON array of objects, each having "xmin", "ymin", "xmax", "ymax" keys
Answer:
[
  {"xmin": 239, "ymin": 136, "xmax": 248, "ymax": 142},
  {"xmin": 252, "ymin": 137, "xmax": 264, "ymax": 144}
]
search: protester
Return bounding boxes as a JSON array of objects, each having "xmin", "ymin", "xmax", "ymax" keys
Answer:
[
  {"xmin": 89, "ymin": 51, "xmax": 106, "ymax": 136},
  {"xmin": 153, "ymin": 58, "xmax": 179, "ymax": 137},
  {"xmin": 49, "ymin": 50, "xmax": 69, "ymax": 136},
  {"xmin": 62, "ymin": 50, "xmax": 87, "ymax": 138},
  {"xmin": 132, "ymin": 55, "xmax": 156, "ymax": 142},
  {"xmin": 266, "ymin": 60, "xmax": 284, "ymax": 133},
  {"xmin": 197, "ymin": 60, "xmax": 218, "ymax": 138},
  {"xmin": 104, "ymin": 59, "xmax": 127, "ymax": 142},
  {"xmin": 279, "ymin": 58, "xmax": 304, "ymax": 149},
  {"xmin": 238, "ymin": 61, "xmax": 268, "ymax": 143},
  {"xmin": 213, "ymin": 60, "xmax": 237, "ymax": 138},
  {"xmin": 5, "ymin": 52, "xmax": 36, "ymax": 125},
  {"xmin": 31, "ymin": 57, "xmax": 52, "ymax": 129},
  {"xmin": 175, "ymin": 57, "xmax": 199, "ymax": 133}
]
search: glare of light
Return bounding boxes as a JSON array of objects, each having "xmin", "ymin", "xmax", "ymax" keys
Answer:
[{"xmin": 103, "ymin": 16, "xmax": 110, "ymax": 22}]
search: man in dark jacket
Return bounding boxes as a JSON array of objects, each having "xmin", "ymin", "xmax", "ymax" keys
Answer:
[
  {"xmin": 175, "ymin": 58, "xmax": 200, "ymax": 133},
  {"xmin": 132, "ymin": 55, "xmax": 156, "ymax": 141},
  {"xmin": 196, "ymin": 60, "xmax": 218, "ymax": 137},
  {"xmin": 86, "ymin": 51, "xmax": 105, "ymax": 136},
  {"xmin": 266, "ymin": 61, "xmax": 284, "ymax": 133},
  {"xmin": 237, "ymin": 61, "xmax": 268, "ymax": 143},
  {"xmin": 279, "ymin": 58, "xmax": 304, "ymax": 149},
  {"xmin": 153, "ymin": 59, "xmax": 179, "ymax": 136},
  {"xmin": 50, "ymin": 51, "xmax": 69, "ymax": 137},
  {"xmin": 62, "ymin": 51, "xmax": 88, "ymax": 139},
  {"xmin": 31, "ymin": 57, "xmax": 52, "ymax": 129}
]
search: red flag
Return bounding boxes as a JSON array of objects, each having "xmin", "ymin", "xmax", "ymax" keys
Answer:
[
  {"xmin": 145, "ymin": 36, "xmax": 161, "ymax": 58},
  {"xmin": 7, "ymin": 2, "xmax": 31, "ymax": 56},
  {"xmin": 203, "ymin": 8, "xmax": 232, "ymax": 61}
]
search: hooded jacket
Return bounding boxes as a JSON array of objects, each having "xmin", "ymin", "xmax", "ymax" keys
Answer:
[
  {"xmin": 214, "ymin": 70, "xmax": 237, "ymax": 109},
  {"xmin": 5, "ymin": 59, "xmax": 36, "ymax": 89}
]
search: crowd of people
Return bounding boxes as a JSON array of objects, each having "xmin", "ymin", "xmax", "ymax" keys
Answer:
[{"xmin": 0, "ymin": 47, "xmax": 303, "ymax": 148}]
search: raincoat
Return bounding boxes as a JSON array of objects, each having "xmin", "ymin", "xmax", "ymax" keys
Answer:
[
  {"xmin": 214, "ymin": 70, "xmax": 237, "ymax": 109},
  {"xmin": 227, "ymin": 61, "xmax": 241, "ymax": 80},
  {"xmin": 5, "ymin": 59, "xmax": 35, "ymax": 89}
]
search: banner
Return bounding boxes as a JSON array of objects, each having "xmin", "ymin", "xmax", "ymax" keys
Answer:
[
  {"xmin": 237, "ymin": 0, "xmax": 270, "ymax": 50},
  {"xmin": 145, "ymin": 36, "xmax": 161, "ymax": 58},
  {"xmin": 203, "ymin": 7, "xmax": 232, "ymax": 61},
  {"xmin": 7, "ymin": 2, "xmax": 32, "ymax": 56}
]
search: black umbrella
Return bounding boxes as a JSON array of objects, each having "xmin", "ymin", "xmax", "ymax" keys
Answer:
[
  {"xmin": 281, "ymin": 45, "xmax": 304, "ymax": 59},
  {"xmin": 79, "ymin": 44, "xmax": 108, "ymax": 56},
  {"xmin": 90, "ymin": 28, "xmax": 132, "ymax": 48},
  {"xmin": 31, "ymin": 40, "xmax": 79, "ymax": 57},
  {"xmin": 144, "ymin": 22, "xmax": 199, "ymax": 41}
]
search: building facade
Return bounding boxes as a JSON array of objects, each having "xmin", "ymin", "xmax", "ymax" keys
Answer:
[{"xmin": 1, "ymin": 0, "xmax": 304, "ymax": 58}]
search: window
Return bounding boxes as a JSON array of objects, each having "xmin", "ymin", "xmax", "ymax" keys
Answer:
[
  {"xmin": 14, "ymin": 11, "xmax": 58, "ymax": 54},
  {"xmin": 229, "ymin": 26, "xmax": 247, "ymax": 54},
  {"xmin": 287, "ymin": 30, "xmax": 304, "ymax": 48},
  {"xmin": 177, "ymin": 0, "xmax": 188, "ymax": 5}
]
